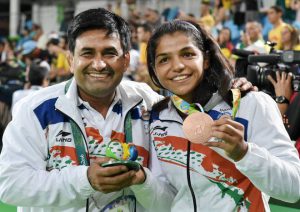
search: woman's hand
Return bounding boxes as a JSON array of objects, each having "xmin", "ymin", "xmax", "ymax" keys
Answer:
[{"xmin": 203, "ymin": 115, "xmax": 248, "ymax": 161}]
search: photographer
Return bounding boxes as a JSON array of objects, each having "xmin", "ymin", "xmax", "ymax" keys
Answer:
[
  {"xmin": 267, "ymin": 71, "xmax": 293, "ymax": 115},
  {"xmin": 268, "ymin": 72, "xmax": 300, "ymax": 156}
]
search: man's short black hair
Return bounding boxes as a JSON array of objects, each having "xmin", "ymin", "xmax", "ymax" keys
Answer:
[
  {"xmin": 138, "ymin": 23, "xmax": 153, "ymax": 33},
  {"xmin": 67, "ymin": 8, "xmax": 131, "ymax": 54},
  {"xmin": 46, "ymin": 38, "xmax": 60, "ymax": 47},
  {"xmin": 28, "ymin": 61, "xmax": 48, "ymax": 86},
  {"xmin": 270, "ymin": 5, "xmax": 283, "ymax": 14}
]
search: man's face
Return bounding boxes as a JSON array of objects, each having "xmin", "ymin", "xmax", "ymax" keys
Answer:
[
  {"xmin": 145, "ymin": 9, "xmax": 157, "ymax": 23},
  {"xmin": 268, "ymin": 9, "xmax": 281, "ymax": 24},
  {"xmin": 246, "ymin": 23, "xmax": 259, "ymax": 41},
  {"xmin": 69, "ymin": 29, "xmax": 129, "ymax": 99},
  {"xmin": 137, "ymin": 27, "xmax": 151, "ymax": 43}
]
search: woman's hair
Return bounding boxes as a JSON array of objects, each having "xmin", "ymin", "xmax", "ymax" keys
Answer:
[
  {"xmin": 147, "ymin": 20, "xmax": 234, "ymax": 103},
  {"xmin": 284, "ymin": 24, "xmax": 300, "ymax": 49}
]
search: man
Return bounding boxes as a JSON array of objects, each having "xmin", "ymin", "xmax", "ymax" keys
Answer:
[
  {"xmin": 47, "ymin": 38, "xmax": 71, "ymax": 82},
  {"xmin": 136, "ymin": 23, "xmax": 152, "ymax": 65},
  {"xmin": 144, "ymin": 7, "xmax": 161, "ymax": 29},
  {"xmin": 244, "ymin": 21, "xmax": 267, "ymax": 53},
  {"xmin": 267, "ymin": 5, "xmax": 287, "ymax": 50},
  {"xmin": 199, "ymin": 0, "xmax": 215, "ymax": 32},
  {"xmin": 0, "ymin": 8, "xmax": 173, "ymax": 212},
  {"xmin": 21, "ymin": 40, "xmax": 51, "ymax": 71},
  {"xmin": 11, "ymin": 60, "xmax": 49, "ymax": 111}
]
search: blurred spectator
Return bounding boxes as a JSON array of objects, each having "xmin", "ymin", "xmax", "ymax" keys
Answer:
[
  {"xmin": 244, "ymin": 21, "xmax": 267, "ymax": 53},
  {"xmin": 232, "ymin": 0, "xmax": 246, "ymax": 27},
  {"xmin": 291, "ymin": 0, "xmax": 300, "ymax": 24},
  {"xmin": 107, "ymin": 2, "xmax": 113, "ymax": 12},
  {"xmin": 222, "ymin": 11, "xmax": 240, "ymax": 44},
  {"xmin": 135, "ymin": 23, "xmax": 159, "ymax": 92},
  {"xmin": 245, "ymin": 0, "xmax": 260, "ymax": 22},
  {"xmin": 276, "ymin": 0, "xmax": 296, "ymax": 23},
  {"xmin": 267, "ymin": 5, "xmax": 287, "ymax": 50},
  {"xmin": 162, "ymin": 7, "xmax": 180, "ymax": 22},
  {"xmin": 114, "ymin": 0, "xmax": 122, "ymax": 16},
  {"xmin": 17, "ymin": 27, "xmax": 32, "ymax": 48},
  {"xmin": 47, "ymin": 38, "xmax": 71, "ymax": 83},
  {"xmin": 125, "ymin": 24, "xmax": 140, "ymax": 81},
  {"xmin": 21, "ymin": 40, "xmax": 51, "ymax": 71},
  {"xmin": 137, "ymin": 23, "xmax": 152, "ymax": 65},
  {"xmin": 0, "ymin": 40, "xmax": 5, "ymax": 63},
  {"xmin": 59, "ymin": 35, "xmax": 68, "ymax": 50},
  {"xmin": 12, "ymin": 60, "xmax": 49, "ymax": 111},
  {"xmin": 233, "ymin": 21, "xmax": 266, "ymax": 77},
  {"xmin": 32, "ymin": 24, "xmax": 48, "ymax": 50},
  {"xmin": 213, "ymin": 0, "xmax": 227, "ymax": 27},
  {"xmin": 199, "ymin": 0, "xmax": 215, "ymax": 31},
  {"xmin": 217, "ymin": 27, "xmax": 234, "ymax": 59},
  {"xmin": 281, "ymin": 24, "xmax": 300, "ymax": 50},
  {"xmin": 144, "ymin": 8, "xmax": 162, "ymax": 29}
]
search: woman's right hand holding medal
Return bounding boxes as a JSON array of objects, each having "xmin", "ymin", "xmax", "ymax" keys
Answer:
[{"xmin": 203, "ymin": 115, "xmax": 248, "ymax": 162}]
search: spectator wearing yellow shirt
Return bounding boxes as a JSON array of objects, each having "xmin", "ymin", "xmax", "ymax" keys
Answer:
[
  {"xmin": 199, "ymin": 0, "xmax": 215, "ymax": 32},
  {"xmin": 47, "ymin": 38, "xmax": 71, "ymax": 83},
  {"xmin": 217, "ymin": 27, "xmax": 234, "ymax": 59},
  {"xmin": 281, "ymin": 24, "xmax": 300, "ymax": 50},
  {"xmin": 268, "ymin": 5, "xmax": 287, "ymax": 50},
  {"xmin": 222, "ymin": 0, "xmax": 232, "ymax": 10},
  {"xmin": 137, "ymin": 23, "xmax": 152, "ymax": 65}
]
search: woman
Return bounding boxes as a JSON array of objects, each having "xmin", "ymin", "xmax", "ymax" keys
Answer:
[
  {"xmin": 281, "ymin": 24, "xmax": 300, "ymax": 50},
  {"xmin": 145, "ymin": 20, "xmax": 300, "ymax": 211}
]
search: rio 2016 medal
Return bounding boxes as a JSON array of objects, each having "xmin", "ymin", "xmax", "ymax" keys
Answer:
[{"xmin": 182, "ymin": 112, "xmax": 213, "ymax": 144}]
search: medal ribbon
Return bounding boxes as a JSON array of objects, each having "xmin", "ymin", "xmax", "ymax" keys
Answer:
[
  {"xmin": 231, "ymin": 88, "xmax": 241, "ymax": 120},
  {"xmin": 171, "ymin": 88, "xmax": 241, "ymax": 119},
  {"xmin": 171, "ymin": 95, "xmax": 204, "ymax": 115}
]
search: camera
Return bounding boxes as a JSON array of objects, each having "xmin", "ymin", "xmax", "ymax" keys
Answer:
[
  {"xmin": 233, "ymin": 41, "xmax": 300, "ymax": 96},
  {"xmin": 246, "ymin": 50, "xmax": 300, "ymax": 96}
]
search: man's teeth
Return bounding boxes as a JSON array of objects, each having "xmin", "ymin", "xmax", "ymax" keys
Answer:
[
  {"xmin": 89, "ymin": 73, "xmax": 109, "ymax": 78},
  {"xmin": 173, "ymin": 75, "xmax": 188, "ymax": 81}
]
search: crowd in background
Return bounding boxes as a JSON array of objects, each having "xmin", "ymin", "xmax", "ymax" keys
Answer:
[{"xmin": 1, "ymin": 0, "xmax": 300, "ymax": 152}]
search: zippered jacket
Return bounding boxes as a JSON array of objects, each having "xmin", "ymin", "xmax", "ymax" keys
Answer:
[
  {"xmin": 0, "ymin": 79, "xmax": 174, "ymax": 212},
  {"xmin": 149, "ymin": 91, "xmax": 300, "ymax": 212}
]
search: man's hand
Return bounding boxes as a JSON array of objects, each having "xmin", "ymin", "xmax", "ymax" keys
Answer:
[
  {"xmin": 267, "ymin": 71, "xmax": 293, "ymax": 100},
  {"xmin": 203, "ymin": 115, "xmax": 248, "ymax": 162},
  {"xmin": 87, "ymin": 157, "xmax": 146, "ymax": 193},
  {"xmin": 232, "ymin": 77, "xmax": 258, "ymax": 91}
]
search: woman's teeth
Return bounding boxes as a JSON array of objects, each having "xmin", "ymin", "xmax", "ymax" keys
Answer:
[{"xmin": 173, "ymin": 75, "xmax": 188, "ymax": 81}]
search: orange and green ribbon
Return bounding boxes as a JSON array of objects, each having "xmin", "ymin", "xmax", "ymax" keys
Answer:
[
  {"xmin": 171, "ymin": 89, "xmax": 241, "ymax": 120},
  {"xmin": 231, "ymin": 88, "xmax": 241, "ymax": 120},
  {"xmin": 171, "ymin": 95, "xmax": 204, "ymax": 115}
]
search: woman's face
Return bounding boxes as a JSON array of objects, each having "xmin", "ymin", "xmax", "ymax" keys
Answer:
[{"xmin": 154, "ymin": 31, "xmax": 206, "ymax": 102}]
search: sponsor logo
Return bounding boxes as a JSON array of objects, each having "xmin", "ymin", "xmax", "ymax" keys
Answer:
[
  {"xmin": 152, "ymin": 126, "xmax": 168, "ymax": 131},
  {"xmin": 56, "ymin": 130, "xmax": 72, "ymax": 142},
  {"xmin": 151, "ymin": 126, "xmax": 168, "ymax": 137},
  {"xmin": 220, "ymin": 108, "xmax": 231, "ymax": 112}
]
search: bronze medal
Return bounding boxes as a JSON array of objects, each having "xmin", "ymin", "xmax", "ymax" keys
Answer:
[{"xmin": 182, "ymin": 112, "xmax": 213, "ymax": 144}]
